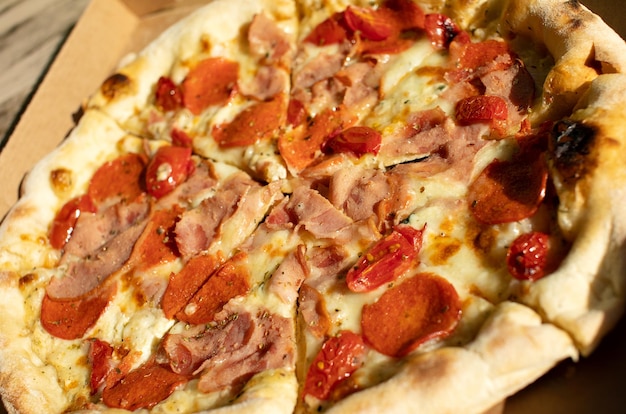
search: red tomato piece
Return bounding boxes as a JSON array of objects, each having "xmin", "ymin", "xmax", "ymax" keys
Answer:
[
  {"xmin": 145, "ymin": 146, "xmax": 194, "ymax": 199},
  {"xmin": 304, "ymin": 12, "xmax": 349, "ymax": 46},
  {"xmin": 303, "ymin": 330, "xmax": 367, "ymax": 401},
  {"xmin": 181, "ymin": 57, "xmax": 238, "ymax": 115},
  {"xmin": 89, "ymin": 338, "xmax": 114, "ymax": 395},
  {"xmin": 344, "ymin": 6, "xmax": 394, "ymax": 41},
  {"xmin": 48, "ymin": 194, "xmax": 97, "ymax": 250},
  {"xmin": 455, "ymin": 95, "xmax": 508, "ymax": 125},
  {"xmin": 154, "ymin": 76, "xmax": 183, "ymax": 112},
  {"xmin": 424, "ymin": 13, "xmax": 462, "ymax": 49},
  {"xmin": 507, "ymin": 232, "xmax": 550, "ymax": 281},
  {"xmin": 346, "ymin": 225, "xmax": 423, "ymax": 293},
  {"xmin": 361, "ymin": 272, "xmax": 461, "ymax": 357},
  {"xmin": 468, "ymin": 154, "xmax": 548, "ymax": 225},
  {"xmin": 323, "ymin": 126, "xmax": 382, "ymax": 157}
]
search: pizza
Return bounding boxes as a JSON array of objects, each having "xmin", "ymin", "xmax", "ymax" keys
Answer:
[{"xmin": 1, "ymin": 0, "xmax": 626, "ymax": 412}]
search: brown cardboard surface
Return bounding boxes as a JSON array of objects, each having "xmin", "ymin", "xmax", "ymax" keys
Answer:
[
  {"xmin": 0, "ymin": 0, "xmax": 205, "ymax": 219},
  {"xmin": 0, "ymin": 1, "xmax": 625, "ymax": 413}
]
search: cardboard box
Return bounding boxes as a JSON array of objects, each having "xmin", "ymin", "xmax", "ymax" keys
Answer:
[{"xmin": 0, "ymin": 0, "xmax": 624, "ymax": 413}]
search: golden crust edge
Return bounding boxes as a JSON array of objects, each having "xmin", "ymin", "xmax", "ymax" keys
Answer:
[
  {"xmin": 325, "ymin": 302, "xmax": 577, "ymax": 414},
  {"xmin": 498, "ymin": 0, "xmax": 626, "ymax": 359}
]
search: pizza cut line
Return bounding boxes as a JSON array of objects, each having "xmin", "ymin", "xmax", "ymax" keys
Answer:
[{"xmin": 1, "ymin": 0, "xmax": 626, "ymax": 413}]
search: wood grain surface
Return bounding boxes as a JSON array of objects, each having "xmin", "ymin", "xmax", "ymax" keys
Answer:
[{"xmin": 0, "ymin": 0, "xmax": 89, "ymax": 147}]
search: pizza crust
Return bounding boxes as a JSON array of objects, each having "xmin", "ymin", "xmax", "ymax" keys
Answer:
[
  {"xmin": 491, "ymin": 0, "xmax": 626, "ymax": 356},
  {"xmin": 502, "ymin": 0, "xmax": 626, "ymax": 123},
  {"xmin": 326, "ymin": 302, "xmax": 576, "ymax": 414},
  {"xmin": 0, "ymin": 110, "xmax": 129, "ymax": 272},
  {"xmin": 0, "ymin": 110, "xmax": 131, "ymax": 414},
  {"xmin": 86, "ymin": 0, "xmax": 298, "ymax": 126},
  {"xmin": 518, "ymin": 74, "xmax": 626, "ymax": 355}
]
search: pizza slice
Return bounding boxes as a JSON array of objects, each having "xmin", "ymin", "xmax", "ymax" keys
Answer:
[
  {"xmin": 1, "ymin": 0, "xmax": 626, "ymax": 413},
  {"xmin": 86, "ymin": 0, "xmax": 298, "ymax": 183},
  {"xmin": 0, "ymin": 107, "xmax": 305, "ymax": 412},
  {"xmin": 281, "ymin": 0, "xmax": 626, "ymax": 412}
]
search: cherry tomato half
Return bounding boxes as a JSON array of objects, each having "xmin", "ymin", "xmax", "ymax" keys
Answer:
[{"xmin": 145, "ymin": 146, "xmax": 194, "ymax": 199}]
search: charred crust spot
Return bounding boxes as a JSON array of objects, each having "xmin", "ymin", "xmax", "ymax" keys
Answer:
[
  {"xmin": 550, "ymin": 120, "xmax": 597, "ymax": 183},
  {"xmin": 569, "ymin": 18, "xmax": 584, "ymax": 31},
  {"xmin": 100, "ymin": 73, "xmax": 131, "ymax": 100},
  {"xmin": 565, "ymin": 0, "xmax": 582, "ymax": 9},
  {"xmin": 50, "ymin": 168, "xmax": 73, "ymax": 196}
]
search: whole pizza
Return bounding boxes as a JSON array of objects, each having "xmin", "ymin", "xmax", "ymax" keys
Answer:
[{"xmin": 1, "ymin": 0, "xmax": 626, "ymax": 413}]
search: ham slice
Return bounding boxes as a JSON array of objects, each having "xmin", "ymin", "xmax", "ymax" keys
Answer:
[
  {"xmin": 267, "ymin": 245, "xmax": 309, "ymax": 304},
  {"xmin": 61, "ymin": 195, "xmax": 150, "ymax": 260},
  {"xmin": 265, "ymin": 187, "xmax": 351, "ymax": 237},
  {"xmin": 161, "ymin": 303, "xmax": 295, "ymax": 393},
  {"xmin": 47, "ymin": 221, "xmax": 148, "ymax": 300},
  {"xmin": 174, "ymin": 172, "xmax": 257, "ymax": 257},
  {"xmin": 248, "ymin": 13, "xmax": 291, "ymax": 64}
]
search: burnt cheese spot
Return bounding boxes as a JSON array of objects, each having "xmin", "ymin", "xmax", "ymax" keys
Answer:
[
  {"xmin": 550, "ymin": 120, "xmax": 597, "ymax": 183},
  {"xmin": 100, "ymin": 73, "xmax": 131, "ymax": 100}
]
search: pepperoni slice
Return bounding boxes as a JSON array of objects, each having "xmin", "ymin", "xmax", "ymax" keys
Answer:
[
  {"xmin": 468, "ymin": 154, "xmax": 548, "ymax": 225},
  {"xmin": 383, "ymin": 0, "xmax": 425, "ymax": 31},
  {"xmin": 303, "ymin": 330, "xmax": 366, "ymax": 400},
  {"xmin": 102, "ymin": 364, "xmax": 187, "ymax": 411},
  {"xmin": 181, "ymin": 57, "xmax": 238, "ymax": 115},
  {"xmin": 154, "ymin": 76, "xmax": 183, "ymax": 112},
  {"xmin": 279, "ymin": 107, "xmax": 355, "ymax": 172},
  {"xmin": 212, "ymin": 96, "xmax": 286, "ymax": 148},
  {"xmin": 40, "ymin": 283, "xmax": 116, "ymax": 340},
  {"xmin": 323, "ymin": 126, "xmax": 382, "ymax": 157},
  {"xmin": 87, "ymin": 153, "xmax": 146, "ymax": 206},
  {"xmin": 344, "ymin": 6, "xmax": 394, "ymax": 41},
  {"xmin": 353, "ymin": 1, "xmax": 425, "ymax": 55},
  {"xmin": 145, "ymin": 145, "xmax": 194, "ymax": 199},
  {"xmin": 457, "ymin": 39, "xmax": 512, "ymax": 72},
  {"xmin": 48, "ymin": 194, "xmax": 97, "ymax": 250},
  {"xmin": 346, "ymin": 225, "xmax": 423, "ymax": 293},
  {"xmin": 303, "ymin": 12, "xmax": 348, "ymax": 46},
  {"xmin": 176, "ymin": 252, "xmax": 250, "ymax": 324},
  {"xmin": 361, "ymin": 272, "xmax": 461, "ymax": 357},
  {"xmin": 507, "ymin": 232, "xmax": 551, "ymax": 281},
  {"xmin": 88, "ymin": 338, "xmax": 114, "ymax": 395},
  {"xmin": 128, "ymin": 206, "xmax": 182, "ymax": 271},
  {"xmin": 161, "ymin": 253, "xmax": 222, "ymax": 319}
]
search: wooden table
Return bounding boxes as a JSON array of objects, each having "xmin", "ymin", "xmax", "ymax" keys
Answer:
[{"xmin": 0, "ymin": 0, "xmax": 90, "ymax": 147}]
